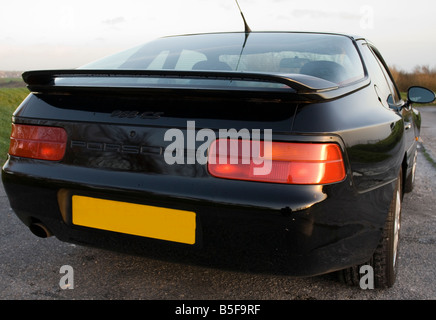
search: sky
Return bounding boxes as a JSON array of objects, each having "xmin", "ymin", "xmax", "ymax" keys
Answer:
[{"xmin": 0, "ymin": 0, "xmax": 435, "ymax": 71}]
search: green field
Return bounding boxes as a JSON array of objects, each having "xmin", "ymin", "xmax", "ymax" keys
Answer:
[
  {"xmin": 0, "ymin": 77, "xmax": 25, "ymax": 88},
  {"xmin": 0, "ymin": 86, "xmax": 29, "ymax": 159}
]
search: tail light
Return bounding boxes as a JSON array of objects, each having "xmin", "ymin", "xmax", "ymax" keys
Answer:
[
  {"xmin": 9, "ymin": 124, "xmax": 67, "ymax": 161},
  {"xmin": 207, "ymin": 139, "xmax": 346, "ymax": 185}
]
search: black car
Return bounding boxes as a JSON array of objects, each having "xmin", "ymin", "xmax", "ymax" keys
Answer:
[{"xmin": 3, "ymin": 32, "xmax": 435, "ymax": 288}]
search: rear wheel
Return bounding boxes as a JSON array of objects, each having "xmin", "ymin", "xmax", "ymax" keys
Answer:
[{"xmin": 339, "ymin": 169, "xmax": 402, "ymax": 288}]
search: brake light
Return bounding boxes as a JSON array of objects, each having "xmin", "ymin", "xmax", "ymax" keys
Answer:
[
  {"xmin": 9, "ymin": 124, "xmax": 67, "ymax": 161},
  {"xmin": 208, "ymin": 139, "xmax": 346, "ymax": 185}
]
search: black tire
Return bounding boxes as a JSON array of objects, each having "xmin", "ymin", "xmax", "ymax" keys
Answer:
[{"xmin": 339, "ymin": 169, "xmax": 402, "ymax": 288}]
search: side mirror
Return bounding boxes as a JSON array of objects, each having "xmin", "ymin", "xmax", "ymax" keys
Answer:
[{"xmin": 407, "ymin": 86, "xmax": 435, "ymax": 104}]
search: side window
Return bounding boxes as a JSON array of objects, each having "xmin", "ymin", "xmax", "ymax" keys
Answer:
[
  {"xmin": 370, "ymin": 46, "xmax": 401, "ymax": 104},
  {"xmin": 359, "ymin": 42, "xmax": 395, "ymax": 108}
]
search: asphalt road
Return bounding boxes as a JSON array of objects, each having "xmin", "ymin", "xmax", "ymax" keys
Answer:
[{"xmin": 0, "ymin": 107, "xmax": 435, "ymax": 301}]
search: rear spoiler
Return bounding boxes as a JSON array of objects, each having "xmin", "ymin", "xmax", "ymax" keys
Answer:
[{"xmin": 22, "ymin": 69, "xmax": 369, "ymax": 101}]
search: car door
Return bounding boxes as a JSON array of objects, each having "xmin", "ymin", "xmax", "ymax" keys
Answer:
[
  {"xmin": 359, "ymin": 41, "xmax": 416, "ymax": 161},
  {"xmin": 371, "ymin": 46, "xmax": 417, "ymax": 162}
]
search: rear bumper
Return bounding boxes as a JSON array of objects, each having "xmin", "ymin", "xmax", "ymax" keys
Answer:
[{"xmin": 2, "ymin": 157, "xmax": 394, "ymax": 276}]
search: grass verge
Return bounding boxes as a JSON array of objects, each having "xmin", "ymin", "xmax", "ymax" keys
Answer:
[
  {"xmin": 420, "ymin": 143, "xmax": 436, "ymax": 170},
  {"xmin": 0, "ymin": 86, "xmax": 29, "ymax": 160}
]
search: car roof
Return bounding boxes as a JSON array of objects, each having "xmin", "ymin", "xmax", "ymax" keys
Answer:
[{"xmin": 162, "ymin": 30, "xmax": 366, "ymax": 41}]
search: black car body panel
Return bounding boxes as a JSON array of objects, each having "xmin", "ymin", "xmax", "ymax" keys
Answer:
[{"xmin": 2, "ymin": 32, "xmax": 424, "ymax": 278}]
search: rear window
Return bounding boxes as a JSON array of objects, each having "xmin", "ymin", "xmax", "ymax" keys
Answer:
[{"xmin": 81, "ymin": 32, "xmax": 365, "ymax": 86}]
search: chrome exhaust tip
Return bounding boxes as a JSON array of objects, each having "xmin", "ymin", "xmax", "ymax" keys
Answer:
[{"xmin": 29, "ymin": 222, "xmax": 53, "ymax": 238}]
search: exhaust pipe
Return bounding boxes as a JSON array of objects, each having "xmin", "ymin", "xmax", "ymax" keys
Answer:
[{"xmin": 29, "ymin": 222, "xmax": 53, "ymax": 238}]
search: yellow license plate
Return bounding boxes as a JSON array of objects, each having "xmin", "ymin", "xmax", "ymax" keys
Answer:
[{"xmin": 72, "ymin": 195, "xmax": 196, "ymax": 245}]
